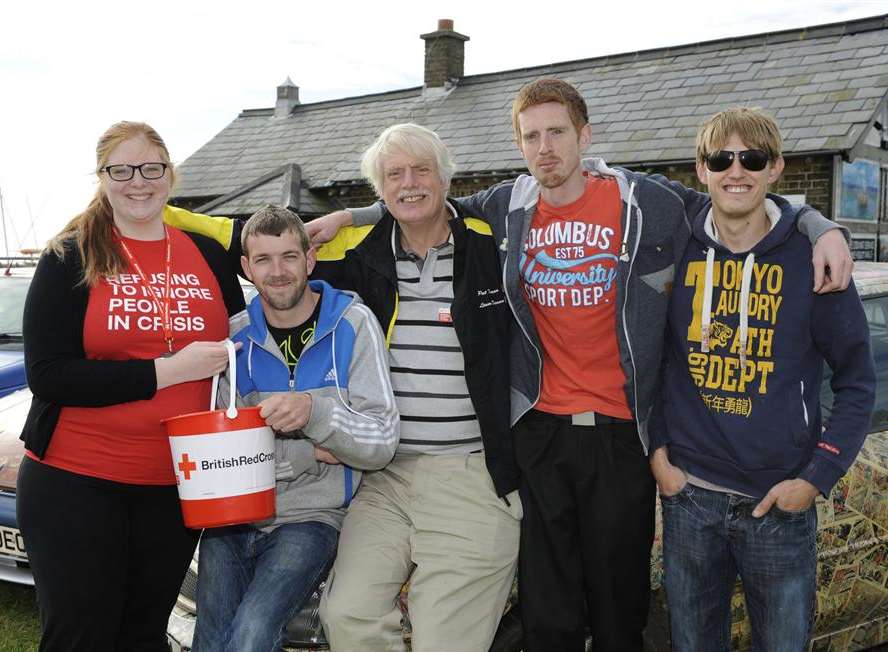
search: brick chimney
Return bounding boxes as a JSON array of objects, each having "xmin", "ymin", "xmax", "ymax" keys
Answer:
[
  {"xmin": 420, "ymin": 19, "xmax": 470, "ymax": 88},
  {"xmin": 275, "ymin": 77, "xmax": 299, "ymax": 117}
]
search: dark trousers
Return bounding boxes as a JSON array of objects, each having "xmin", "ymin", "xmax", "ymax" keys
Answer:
[
  {"xmin": 513, "ymin": 410, "xmax": 656, "ymax": 652},
  {"xmin": 17, "ymin": 457, "xmax": 200, "ymax": 652}
]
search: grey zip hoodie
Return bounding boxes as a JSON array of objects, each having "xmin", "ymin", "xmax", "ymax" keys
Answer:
[{"xmin": 217, "ymin": 282, "xmax": 399, "ymax": 531}]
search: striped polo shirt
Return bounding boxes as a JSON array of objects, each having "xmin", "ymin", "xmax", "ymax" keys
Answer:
[{"xmin": 390, "ymin": 223, "xmax": 482, "ymax": 456}]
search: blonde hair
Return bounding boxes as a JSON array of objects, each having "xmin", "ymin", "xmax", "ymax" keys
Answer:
[
  {"xmin": 360, "ymin": 123, "xmax": 456, "ymax": 197},
  {"xmin": 696, "ymin": 107, "xmax": 783, "ymax": 163},
  {"xmin": 48, "ymin": 121, "xmax": 175, "ymax": 286}
]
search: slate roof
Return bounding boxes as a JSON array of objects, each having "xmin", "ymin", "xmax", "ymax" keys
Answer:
[
  {"xmin": 194, "ymin": 164, "xmax": 338, "ymax": 215},
  {"xmin": 173, "ymin": 14, "xmax": 888, "ymax": 204}
]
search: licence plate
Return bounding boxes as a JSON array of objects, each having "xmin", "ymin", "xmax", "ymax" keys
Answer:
[{"xmin": 0, "ymin": 526, "xmax": 27, "ymax": 560}]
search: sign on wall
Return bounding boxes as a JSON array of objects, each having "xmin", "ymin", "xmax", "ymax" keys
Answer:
[
  {"xmin": 851, "ymin": 234, "xmax": 877, "ymax": 262},
  {"xmin": 840, "ymin": 159, "xmax": 881, "ymax": 221}
]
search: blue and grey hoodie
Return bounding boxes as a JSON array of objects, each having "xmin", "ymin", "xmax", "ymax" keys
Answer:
[
  {"xmin": 218, "ymin": 279, "xmax": 399, "ymax": 531},
  {"xmin": 651, "ymin": 195, "xmax": 875, "ymax": 498}
]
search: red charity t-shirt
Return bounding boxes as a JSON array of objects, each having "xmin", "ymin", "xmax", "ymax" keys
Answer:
[
  {"xmin": 39, "ymin": 228, "xmax": 229, "ymax": 484},
  {"xmin": 522, "ymin": 175, "xmax": 632, "ymax": 418}
]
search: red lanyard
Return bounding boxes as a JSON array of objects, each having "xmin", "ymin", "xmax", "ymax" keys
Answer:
[{"xmin": 114, "ymin": 226, "xmax": 174, "ymax": 352}]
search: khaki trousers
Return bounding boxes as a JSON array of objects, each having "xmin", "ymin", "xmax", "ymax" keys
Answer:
[{"xmin": 319, "ymin": 453, "xmax": 521, "ymax": 652}]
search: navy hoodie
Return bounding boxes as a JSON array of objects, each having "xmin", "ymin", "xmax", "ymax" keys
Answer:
[{"xmin": 651, "ymin": 194, "xmax": 875, "ymax": 498}]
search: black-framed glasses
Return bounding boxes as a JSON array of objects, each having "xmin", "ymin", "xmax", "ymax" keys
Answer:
[
  {"xmin": 102, "ymin": 162, "xmax": 168, "ymax": 181},
  {"xmin": 704, "ymin": 149, "xmax": 769, "ymax": 173}
]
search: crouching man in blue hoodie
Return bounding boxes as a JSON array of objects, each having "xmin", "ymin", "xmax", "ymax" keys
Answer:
[
  {"xmin": 192, "ymin": 205, "xmax": 399, "ymax": 652},
  {"xmin": 649, "ymin": 108, "xmax": 876, "ymax": 651}
]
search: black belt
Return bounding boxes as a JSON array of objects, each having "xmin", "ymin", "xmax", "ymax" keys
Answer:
[{"xmin": 540, "ymin": 409, "xmax": 634, "ymax": 426}]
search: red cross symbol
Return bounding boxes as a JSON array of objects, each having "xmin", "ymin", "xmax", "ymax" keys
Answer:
[{"xmin": 178, "ymin": 453, "xmax": 197, "ymax": 480}]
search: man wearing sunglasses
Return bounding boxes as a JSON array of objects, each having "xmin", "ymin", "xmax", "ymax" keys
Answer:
[{"xmin": 648, "ymin": 107, "xmax": 875, "ymax": 650}]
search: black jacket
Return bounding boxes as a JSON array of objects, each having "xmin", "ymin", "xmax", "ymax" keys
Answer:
[
  {"xmin": 21, "ymin": 231, "xmax": 245, "ymax": 457},
  {"xmin": 312, "ymin": 202, "xmax": 519, "ymax": 496}
]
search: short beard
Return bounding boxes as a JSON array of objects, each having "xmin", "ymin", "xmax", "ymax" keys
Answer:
[
  {"xmin": 536, "ymin": 171, "xmax": 567, "ymax": 189},
  {"xmin": 534, "ymin": 157, "xmax": 580, "ymax": 190},
  {"xmin": 259, "ymin": 281, "xmax": 306, "ymax": 311}
]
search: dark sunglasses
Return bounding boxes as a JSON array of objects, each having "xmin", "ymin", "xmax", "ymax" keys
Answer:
[{"xmin": 704, "ymin": 149, "xmax": 770, "ymax": 173}]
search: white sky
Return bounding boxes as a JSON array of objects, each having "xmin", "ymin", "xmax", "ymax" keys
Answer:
[{"xmin": 1, "ymin": 0, "xmax": 887, "ymax": 253}]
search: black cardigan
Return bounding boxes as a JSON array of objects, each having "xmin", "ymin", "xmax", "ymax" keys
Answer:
[
  {"xmin": 311, "ymin": 206, "xmax": 519, "ymax": 497},
  {"xmin": 21, "ymin": 232, "xmax": 245, "ymax": 457}
]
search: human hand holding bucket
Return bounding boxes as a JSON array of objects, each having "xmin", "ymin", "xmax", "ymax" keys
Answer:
[
  {"xmin": 210, "ymin": 339, "xmax": 239, "ymax": 419},
  {"xmin": 163, "ymin": 339, "xmax": 277, "ymax": 529}
]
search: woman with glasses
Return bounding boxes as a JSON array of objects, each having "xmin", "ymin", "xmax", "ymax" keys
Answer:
[{"xmin": 17, "ymin": 121, "xmax": 245, "ymax": 652}]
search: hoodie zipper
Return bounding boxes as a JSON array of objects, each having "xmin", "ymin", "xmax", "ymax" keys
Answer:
[
  {"xmin": 504, "ymin": 207, "xmax": 542, "ymax": 424},
  {"xmin": 247, "ymin": 292, "xmax": 352, "ymax": 392},
  {"xmin": 620, "ymin": 181, "xmax": 645, "ymax": 450},
  {"xmin": 800, "ymin": 380, "xmax": 809, "ymax": 427}
]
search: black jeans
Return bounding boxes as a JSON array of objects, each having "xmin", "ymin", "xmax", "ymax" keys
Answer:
[
  {"xmin": 514, "ymin": 410, "xmax": 656, "ymax": 652},
  {"xmin": 17, "ymin": 457, "xmax": 200, "ymax": 652}
]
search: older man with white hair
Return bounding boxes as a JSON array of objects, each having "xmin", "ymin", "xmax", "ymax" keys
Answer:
[{"xmin": 314, "ymin": 123, "xmax": 521, "ymax": 651}]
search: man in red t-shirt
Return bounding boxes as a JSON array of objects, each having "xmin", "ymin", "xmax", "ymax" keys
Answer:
[
  {"xmin": 307, "ymin": 79, "xmax": 853, "ymax": 651},
  {"xmin": 506, "ymin": 83, "xmax": 664, "ymax": 651}
]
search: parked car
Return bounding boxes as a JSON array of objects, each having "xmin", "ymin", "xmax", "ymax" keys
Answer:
[
  {"xmin": 0, "ymin": 387, "xmax": 33, "ymax": 585},
  {"xmin": 0, "ymin": 264, "xmax": 884, "ymax": 650},
  {"xmin": 0, "ymin": 267, "xmax": 33, "ymax": 398}
]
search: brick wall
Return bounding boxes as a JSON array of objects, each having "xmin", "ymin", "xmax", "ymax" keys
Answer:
[
  {"xmin": 321, "ymin": 155, "xmax": 836, "ymax": 218},
  {"xmin": 177, "ymin": 155, "xmax": 837, "ymax": 222},
  {"xmin": 772, "ymin": 155, "xmax": 834, "ymax": 218},
  {"xmin": 629, "ymin": 154, "xmax": 834, "ymax": 218},
  {"xmin": 317, "ymin": 172, "xmax": 524, "ymax": 210},
  {"xmin": 424, "ymin": 38, "xmax": 465, "ymax": 88}
]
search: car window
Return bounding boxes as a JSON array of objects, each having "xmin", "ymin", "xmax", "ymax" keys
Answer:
[
  {"xmin": 0, "ymin": 277, "xmax": 30, "ymax": 337},
  {"xmin": 821, "ymin": 293, "xmax": 888, "ymax": 432}
]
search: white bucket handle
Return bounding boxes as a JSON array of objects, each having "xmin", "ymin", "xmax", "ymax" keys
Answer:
[{"xmin": 209, "ymin": 339, "xmax": 239, "ymax": 419}]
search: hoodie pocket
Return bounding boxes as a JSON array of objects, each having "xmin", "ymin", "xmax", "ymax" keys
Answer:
[{"xmin": 784, "ymin": 380, "xmax": 810, "ymax": 448}]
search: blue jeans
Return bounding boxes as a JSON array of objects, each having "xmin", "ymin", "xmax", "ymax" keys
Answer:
[
  {"xmin": 192, "ymin": 521, "xmax": 338, "ymax": 652},
  {"xmin": 661, "ymin": 484, "xmax": 816, "ymax": 652}
]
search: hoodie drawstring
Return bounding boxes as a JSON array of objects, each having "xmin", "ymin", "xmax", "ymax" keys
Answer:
[
  {"xmin": 620, "ymin": 181, "xmax": 635, "ymax": 262},
  {"xmin": 700, "ymin": 248, "xmax": 755, "ymax": 366},
  {"xmin": 738, "ymin": 252, "xmax": 755, "ymax": 367},
  {"xmin": 701, "ymin": 247, "xmax": 715, "ymax": 352}
]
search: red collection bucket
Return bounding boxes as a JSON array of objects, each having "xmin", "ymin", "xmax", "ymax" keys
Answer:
[{"xmin": 163, "ymin": 340, "xmax": 276, "ymax": 529}]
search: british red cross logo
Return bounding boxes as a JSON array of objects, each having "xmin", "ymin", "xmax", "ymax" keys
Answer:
[{"xmin": 178, "ymin": 453, "xmax": 197, "ymax": 480}]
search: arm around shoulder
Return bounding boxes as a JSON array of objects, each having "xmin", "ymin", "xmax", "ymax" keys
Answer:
[
  {"xmin": 163, "ymin": 205, "xmax": 246, "ymax": 273},
  {"xmin": 450, "ymin": 183, "xmax": 514, "ymax": 228},
  {"xmin": 796, "ymin": 207, "xmax": 853, "ymax": 292},
  {"xmin": 639, "ymin": 173, "xmax": 710, "ymax": 225}
]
